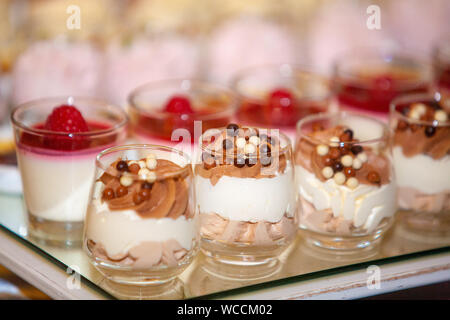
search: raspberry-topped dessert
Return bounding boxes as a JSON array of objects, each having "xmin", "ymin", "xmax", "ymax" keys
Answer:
[
  {"xmin": 390, "ymin": 93, "xmax": 450, "ymax": 233},
  {"xmin": 295, "ymin": 112, "xmax": 397, "ymax": 250},
  {"xmin": 84, "ymin": 145, "xmax": 197, "ymax": 284},
  {"xmin": 128, "ymin": 79, "xmax": 235, "ymax": 155},
  {"xmin": 11, "ymin": 97, "xmax": 128, "ymax": 246},
  {"xmin": 334, "ymin": 50, "xmax": 430, "ymax": 118},
  {"xmin": 233, "ymin": 65, "xmax": 330, "ymax": 140},
  {"xmin": 195, "ymin": 123, "xmax": 297, "ymax": 265}
]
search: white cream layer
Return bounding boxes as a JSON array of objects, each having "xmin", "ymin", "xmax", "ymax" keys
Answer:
[
  {"xmin": 85, "ymin": 200, "xmax": 196, "ymax": 257},
  {"xmin": 17, "ymin": 149, "xmax": 95, "ymax": 222},
  {"xmin": 393, "ymin": 146, "xmax": 450, "ymax": 195},
  {"xmin": 296, "ymin": 165, "xmax": 397, "ymax": 232},
  {"xmin": 195, "ymin": 165, "xmax": 296, "ymax": 223}
]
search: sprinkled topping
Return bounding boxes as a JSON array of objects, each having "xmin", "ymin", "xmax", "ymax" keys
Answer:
[
  {"xmin": 424, "ymin": 126, "xmax": 436, "ymax": 137},
  {"xmin": 322, "ymin": 166, "xmax": 334, "ymax": 179},
  {"xmin": 116, "ymin": 186, "xmax": 128, "ymax": 197},
  {"xmin": 334, "ymin": 172, "xmax": 346, "ymax": 185},
  {"xmin": 341, "ymin": 155, "xmax": 353, "ymax": 167},
  {"xmin": 316, "ymin": 144, "xmax": 329, "ymax": 156},
  {"xmin": 116, "ymin": 160, "xmax": 128, "ymax": 172},
  {"xmin": 352, "ymin": 158, "xmax": 362, "ymax": 170},
  {"xmin": 346, "ymin": 177, "xmax": 359, "ymax": 189},
  {"xmin": 102, "ymin": 188, "xmax": 115, "ymax": 200},
  {"xmin": 120, "ymin": 174, "xmax": 133, "ymax": 187}
]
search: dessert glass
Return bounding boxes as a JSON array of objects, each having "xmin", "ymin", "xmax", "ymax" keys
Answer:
[
  {"xmin": 232, "ymin": 64, "xmax": 330, "ymax": 140},
  {"xmin": 84, "ymin": 144, "xmax": 197, "ymax": 285},
  {"xmin": 390, "ymin": 93, "xmax": 450, "ymax": 235},
  {"xmin": 195, "ymin": 124, "xmax": 298, "ymax": 266},
  {"xmin": 295, "ymin": 112, "xmax": 397, "ymax": 251},
  {"xmin": 128, "ymin": 79, "xmax": 236, "ymax": 155},
  {"xmin": 433, "ymin": 41, "xmax": 450, "ymax": 101},
  {"xmin": 333, "ymin": 49, "xmax": 430, "ymax": 119},
  {"xmin": 11, "ymin": 97, "xmax": 128, "ymax": 246}
]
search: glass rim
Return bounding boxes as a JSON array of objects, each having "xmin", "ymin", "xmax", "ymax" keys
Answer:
[
  {"xmin": 127, "ymin": 78, "xmax": 238, "ymax": 121},
  {"xmin": 198, "ymin": 126, "xmax": 292, "ymax": 157},
  {"xmin": 296, "ymin": 111, "xmax": 389, "ymax": 146},
  {"xmin": 390, "ymin": 92, "xmax": 450, "ymax": 127},
  {"xmin": 230, "ymin": 63, "xmax": 331, "ymax": 102},
  {"xmin": 333, "ymin": 47, "xmax": 431, "ymax": 90},
  {"xmin": 96, "ymin": 144, "xmax": 192, "ymax": 178},
  {"xmin": 10, "ymin": 96, "xmax": 129, "ymax": 137}
]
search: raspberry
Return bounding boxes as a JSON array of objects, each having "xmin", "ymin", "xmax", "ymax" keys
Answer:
[
  {"xmin": 164, "ymin": 95, "xmax": 193, "ymax": 114},
  {"xmin": 43, "ymin": 105, "xmax": 89, "ymax": 150},
  {"xmin": 264, "ymin": 88, "xmax": 297, "ymax": 126}
]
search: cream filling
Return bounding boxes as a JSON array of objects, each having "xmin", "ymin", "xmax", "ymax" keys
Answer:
[
  {"xmin": 195, "ymin": 165, "xmax": 296, "ymax": 223},
  {"xmin": 393, "ymin": 146, "xmax": 450, "ymax": 195},
  {"xmin": 85, "ymin": 200, "xmax": 196, "ymax": 257},
  {"xmin": 295, "ymin": 165, "xmax": 397, "ymax": 232}
]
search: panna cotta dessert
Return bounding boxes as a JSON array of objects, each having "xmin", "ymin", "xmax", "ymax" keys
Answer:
[
  {"xmin": 295, "ymin": 112, "xmax": 397, "ymax": 250},
  {"xmin": 196, "ymin": 124, "xmax": 297, "ymax": 265},
  {"xmin": 232, "ymin": 64, "xmax": 330, "ymax": 141},
  {"xmin": 84, "ymin": 145, "xmax": 197, "ymax": 284},
  {"xmin": 128, "ymin": 79, "xmax": 236, "ymax": 156},
  {"xmin": 390, "ymin": 93, "xmax": 450, "ymax": 233},
  {"xmin": 11, "ymin": 97, "xmax": 128, "ymax": 245}
]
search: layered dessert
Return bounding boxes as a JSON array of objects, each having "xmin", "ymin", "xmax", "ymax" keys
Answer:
[
  {"xmin": 84, "ymin": 146, "xmax": 197, "ymax": 283},
  {"xmin": 295, "ymin": 113, "xmax": 397, "ymax": 249},
  {"xmin": 196, "ymin": 124, "xmax": 297, "ymax": 264},
  {"xmin": 390, "ymin": 95, "xmax": 450, "ymax": 216},
  {"xmin": 128, "ymin": 80, "xmax": 235, "ymax": 155},
  {"xmin": 11, "ymin": 98, "xmax": 127, "ymax": 244}
]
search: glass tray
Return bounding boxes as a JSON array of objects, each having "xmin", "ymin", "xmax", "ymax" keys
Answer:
[{"xmin": 0, "ymin": 192, "xmax": 449, "ymax": 299}]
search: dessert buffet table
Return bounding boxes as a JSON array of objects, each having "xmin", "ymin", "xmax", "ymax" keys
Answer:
[{"xmin": 0, "ymin": 193, "xmax": 449, "ymax": 300}]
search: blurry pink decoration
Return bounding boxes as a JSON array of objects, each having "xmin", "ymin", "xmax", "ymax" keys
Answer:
[
  {"xmin": 387, "ymin": 0, "xmax": 450, "ymax": 56},
  {"xmin": 308, "ymin": 1, "xmax": 392, "ymax": 74},
  {"xmin": 206, "ymin": 17, "xmax": 298, "ymax": 84},
  {"xmin": 12, "ymin": 41, "xmax": 103, "ymax": 105},
  {"xmin": 102, "ymin": 36, "xmax": 200, "ymax": 107}
]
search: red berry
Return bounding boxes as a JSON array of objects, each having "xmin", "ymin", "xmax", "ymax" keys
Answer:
[
  {"xmin": 265, "ymin": 88, "xmax": 297, "ymax": 126},
  {"xmin": 164, "ymin": 95, "xmax": 193, "ymax": 114}
]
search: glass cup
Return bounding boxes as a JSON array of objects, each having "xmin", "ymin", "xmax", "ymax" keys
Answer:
[
  {"xmin": 295, "ymin": 112, "xmax": 397, "ymax": 251},
  {"xmin": 333, "ymin": 48, "xmax": 431, "ymax": 119},
  {"xmin": 84, "ymin": 144, "xmax": 198, "ymax": 285},
  {"xmin": 232, "ymin": 64, "xmax": 330, "ymax": 140},
  {"xmin": 128, "ymin": 79, "xmax": 236, "ymax": 155},
  {"xmin": 195, "ymin": 124, "xmax": 298, "ymax": 266},
  {"xmin": 389, "ymin": 93, "xmax": 450, "ymax": 235},
  {"xmin": 433, "ymin": 41, "xmax": 450, "ymax": 101},
  {"xmin": 11, "ymin": 96, "xmax": 128, "ymax": 246}
]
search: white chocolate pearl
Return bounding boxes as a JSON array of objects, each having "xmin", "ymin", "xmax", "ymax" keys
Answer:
[
  {"xmin": 346, "ymin": 177, "xmax": 359, "ymax": 189},
  {"xmin": 333, "ymin": 172, "xmax": 346, "ymax": 185},
  {"xmin": 322, "ymin": 166, "xmax": 334, "ymax": 179},
  {"xmin": 244, "ymin": 143, "xmax": 256, "ymax": 154},
  {"xmin": 412, "ymin": 103, "xmax": 427, "ymax": 115},
  {"xmin": 138, "ymin": 168, "xmax": 151, "ymax": 179},
  {"xmin": 146, "ymin": 158, "xmax": 157, "ymax": 170},
  {"xmin": 316, "ymin": 144, "xmax": 329, "ymax": 156},
  {"xmin": 435, "ymin": 110, "xmax": 448, "ymax": 122},
  {"xmin": 138, "ymin": 160, "xmax": 146, "ymax": 168},
  {"xmin": 236, "ymin": 137, "xmax": 246, "ymax": 149},
  {"xmin": 329, "ymin": 136, "xmax": 340, "ymax": 147},
  {"xmin": 146, "ymin": 153, "xmax": 156, "ymax": 160},
  {"xmin": 357, "ymin": 152, "xmax": 368, "ymax": 163},
  {"xmin": 249, "ymin": 135, "xmax": 260, "ymax": 146},
  {"xmin": 341, "ymin": 155, "xmax": 353, "ymax": 167},
  {"xmin": 146, "ymin": 171, "xmax": 157, "ymax": 183},
  {"xmin": 409, "ymin": 109, "xmax": 421, "ymax": 120},
  {"xmin": 352, "ymin": 158, "xmax": 362, "ymax": 170},
  {"xmin": 120, "ymin": 174, "xmax": 133, "ymax": 187}
]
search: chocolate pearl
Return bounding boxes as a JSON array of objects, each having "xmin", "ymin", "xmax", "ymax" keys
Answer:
[
  {"xmin": 339, "ymin": 146, "xmax": 350, "ymax": 155},
  {"xmin": 333, "ymin": 162, "xmax": 343, "ymax": 172},
  {"xmin": 102, "ymin": 188, "xmax": 115, "ymax": 200},
  {"xmin": 223, "ymin": 138, "xmax": 233, "ymax": 150},
  {"xmin": 141, "ymin": 182, "xmax": 153, "ymax": 190},
  {"xmin": 116, "ymin": 186, "xmax": 128, "ymax": 197},
  {"xmin": 234, "ymin": 156, "xmax": 245, "ymax": 168},
  {"xmin": 430, "ymin": 100, "xmax": 442, "ymax": 110},
  {"xmin": 344, "ymin": 167, "xmax": 355, "ymax": 177},
  {"xmin": 329, "ymin": 147, "xmax": 340, "ymax": 159},
  {"xmin": 351, "ymin": 145, "xmax": 363, "ymax": 155},
  {"xmin": 424, "ymin": 126, "xmax": 436, "ymax": 137},
  {"xmin": 322, "ymin": 155, "xmax": 334, "ymax": 166},
  {"xmin": 227, "ymin": 123, "xmax": 239, "ymax": 132},
  {"xmin": 128, "ymin": 163, "xmax": 140, "ymax": 174},
  {"xmin": 133, "ymin": 193, "xmax": 144, "ymax": 205},
  {"xmin": 367, "ymin": 171, "xmax": 381, "ymax": 184},
  {"xmin": 259, "ymin": 143, "xmax": 272, "ymax": 156},
  {"xmin": 260, "ymin": 156, "xmax": 272, "ymax": 167},
  {"xmin": 397, "ymin": 120, "xmax": 408, "ymax": 131},
  {"xmin": 139, "ymin": 189, "xmax": 151, "ymax": 200},
  {"xmin": 340, "ymin": 129, "xmax": 353, "ymax": 142},
  {"xmin": 116, "ymin": 160, "xmax": 129, "ymax": 172}
]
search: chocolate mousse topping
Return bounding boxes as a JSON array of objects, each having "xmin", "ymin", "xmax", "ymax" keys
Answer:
[
  {"xmin": 99, "ymin": 156, "xmax": 192, "ymax": 219},
  {"xmin": 393, "ymin": 101, "xmax": 450, "ymax": 159},
  {"xmin": 296, "ymin": 125, "xmax": 391, "ymax": 186},
  {"xmin": 195, "ymin": 123, "xmax": 289, "ymax": 185}
]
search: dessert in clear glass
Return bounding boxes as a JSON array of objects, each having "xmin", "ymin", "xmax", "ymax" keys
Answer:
[
  {"xmin": 11, "ymin": 97, "xmax": 128, "ymax": 246},
  {"xmin": 433, "ymin": 41, "xmax": 450, "ymax": 101},
  {"xmin": 232, "ymin": 64, "xmax": 330, "ymax": 140},
  {"xmin": 390, "ymin": 93, "xmax": 450, "ymax": 234},
  {"xmin": 195, "ymin": 123, "xmax": 298, "ymax": 265},
  {"xmin": 333, "ymin": 49, "xmax": 430, "ymax": 119},
  {"xmin": 128, "ymin": 79, "xmax": 236, "ymax": 155},
  {"xmin": 295, "ymin": 112, "xmax": 397, "ymax": 250},
  {"xmin": 84, "ymin": 144, "xmax": 197, "ymax": 285}
]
